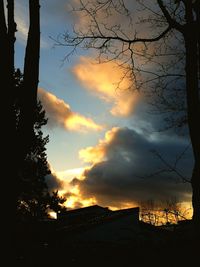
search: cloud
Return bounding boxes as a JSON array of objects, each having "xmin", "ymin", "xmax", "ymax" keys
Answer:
[
  {"xmin": 73, "ymin": 56, "xmax": 140, "ymax": 117},
  {"xmin": 56, "ymin": 167, "xmax": 86, "ymax": 182},
  {"xmin": 70, "ymin": 0, "xmax": 140, "ymax": 38},
  {"xmin": 79, "ymin": 127, "xmax": 119, "ymax": 164},
  {"xmin": 38, "ymin": 88, "xmax": 103, "ymax": 132},
  {"xmin": 45, "ymin": 173, "xmax": 63, "ymax": 193},
  {"xmin": 51, "ymin": 168, "xmax": 97, "ymax": 210},
  {"xmin": 71, "ymin": 127, "xmax": 193, "ymax": 208}
]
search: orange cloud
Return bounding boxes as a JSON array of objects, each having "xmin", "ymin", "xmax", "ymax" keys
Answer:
[
  {"xmin": 65, "ymin": 113, "xmax": 102, "ymax": 132},
  {"xmin": 38, "ymin": 88, "xmax": 103, "ymax": 132},
  {"xmin": 79, "ymin": 127, "xmax": 119, "ymax": 164},
  {"xmin": 56, "ymin": 167, "xmax": 86, "ymax": 182},
  {"xmin": 54, "ymin": 168, "xmax": 97, "ymax": 210},
  {"xmin": 64, "ymin": 185, "xmax": 97, "ymax": 210},
  {"xmin": 73, "ymin": 57, "xmax": 140, "ymax": 117},
  {"xmin": 79, "ymin": 146, "xmax": 105, "ymax": 164}
]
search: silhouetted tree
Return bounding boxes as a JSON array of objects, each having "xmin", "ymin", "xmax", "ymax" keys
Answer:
[
  {"xmin": 16, "ymin": 99, "xmax": 50, "ymax": 220},
  {"xmin": 1, "ymin": 0, "xmax": 41, "ymax": 219},
  {"xmin": 15, "ymin": 70, "xmax": 66, "ymax": 221},
  {"xmin": 57, "ymin": 0, "xmax": 200, "ymax": 228},
  {"xmin": 49, "ymin": 190, "xmax": 67, "ymax": 216},
  {"xmin": 140, "ymin": 198, "xmax": 191, "ymax": 226}
]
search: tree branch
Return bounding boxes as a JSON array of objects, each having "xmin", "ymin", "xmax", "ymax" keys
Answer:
[
  {"xmin": 151, "ymin": 149, "xmax": 191, "ymax": 183},
  {"xmin": 61, "ymin": 25, "xmax": 172, "ymax": 50},
  {"xmin": 157, "ymin": 0, "xmax": 184, "ymax": 33}
]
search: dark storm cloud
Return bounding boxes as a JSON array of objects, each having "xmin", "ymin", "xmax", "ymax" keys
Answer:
[
  {"xmin": 73, "ymin": 127, "xmax": 193, "ymax": 207},
  {"xmin": 45, "ymin": 173, "xmax": 63, "ymax": 192},
  {"xmin": 129, "ymin": 94, "xmax": 189, "ymax": 139}
]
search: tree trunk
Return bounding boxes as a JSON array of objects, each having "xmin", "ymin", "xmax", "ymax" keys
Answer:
[
  {"xmin": 1, "ymin": 1, "xmax": 16, "ymax": 125},
  {"xmin": 1, "ymin": 0, "xmax": 18, "ymax": 254},
  {"xmin": 7, "ymin": 0, "xmax": 15, "ymax": 74},
  {"xmin": 1, "ymin": 0, "xmax": 17, "ymax": 203},
  {"xmin": 0, "ymin": 1, "xmax": 9, "ymax": 107},
  {"xmin": 0, "ymin": 1, "xmax": 8, "ymax": 73},
  {"xmin": 17, "ymin": 0, "xmax": 40, "ymax": 163},
  {"xmin": 184, "ymin": 3, "xmax": 200, "ymax": 229},
  {"xmin": 196, "ymin": 1, "xmax": 200, "ymax": 79},
  {"xmin": 191, "ymin": 164, "xmax": 200, "ymax": 230},
  {"xmin": 7, "ymin": 0, "xmax": 16, "ymax": 164}
]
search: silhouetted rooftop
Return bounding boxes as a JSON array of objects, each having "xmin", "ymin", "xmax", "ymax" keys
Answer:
[
  {"xmin": 62, "ymin": 204, "xmax": 109, "ymax": 214},
  {"xmin": 56, "ymin": 205, "xmax": 140, "ymax": 235}
]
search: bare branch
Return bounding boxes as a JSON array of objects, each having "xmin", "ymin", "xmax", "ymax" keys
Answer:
[
  {"xmin": 58, "ymin": 25, "xmax": 172, "ymax": 49},
  {"xmin": 157, "ymin": 0, "xmax": 184, "ymax": 32},
  {"xmin": 151, "ymin": 149, "xmax": 191, "ymax": 183}
]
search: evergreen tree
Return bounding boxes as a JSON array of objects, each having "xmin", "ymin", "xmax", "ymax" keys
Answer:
[{"xmin": 15, "ymin": 69, "xmax": 66, "ymax": 221}]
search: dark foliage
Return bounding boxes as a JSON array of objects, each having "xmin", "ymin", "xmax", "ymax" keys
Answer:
[{"xmin": 14, "ymin": 70, "xmax": 66, "ymax": 220}]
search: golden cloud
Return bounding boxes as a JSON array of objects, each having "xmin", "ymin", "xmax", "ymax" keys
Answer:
[
  {"xmin": 56, "ymin": 167, "xmax": 86, "ymax": 181},
  {"xmin": 64, "ymin": 185, "xmax": 97, "ymax": 210},
  {"xmin": 73, "ymin": 57, "xmax": 140, "ymax": 117},
  {"xmin": 54, "ymin": 168, "xmax": 97, "ymax": 210},
  {"xmin": 79, "ymin": 127, "xmax": 119, "ymax": 164},
  {"xmin": 53, "ymin": 186, "xmax": 97, "ymax": 210},
  {"xmin": 65, "ymin": 113, "xmax": 103, "ymax": 132},
  {"xmin": 38, "ymin": 88, "xmax": 103, "ymax": 132}
]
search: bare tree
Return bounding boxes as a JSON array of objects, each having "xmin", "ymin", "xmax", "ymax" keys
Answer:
[
  {"xmin": 56, "ymin": 0, "xmax": 200, "ymax": 228},
  {"xmin": 140, "ymin": 198, "xmax": 191, "ymax": 226}
]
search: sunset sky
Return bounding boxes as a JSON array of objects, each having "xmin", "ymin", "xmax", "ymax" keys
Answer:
[{"xmin": 14, "ymin": 0, "xmax": 193, "ymax": 212}]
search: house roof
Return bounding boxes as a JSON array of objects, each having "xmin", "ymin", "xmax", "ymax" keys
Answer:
[
  {"xmin": 63, "ymin": 204, "xmax": 109, "ymax": 215},
  {"xmin": 57, "ymin": 205, "xmax": 140, "ymax": 234}
]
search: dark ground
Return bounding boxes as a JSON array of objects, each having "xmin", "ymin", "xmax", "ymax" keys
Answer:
[{"xmin": 13, "ymin": 220, "xmax": 200, "ymax": 266}]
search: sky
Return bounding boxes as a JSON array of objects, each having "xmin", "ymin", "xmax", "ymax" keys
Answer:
[{"xmin": 14, "ymin": 0, "xmax": 193, "ymax": 212}]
